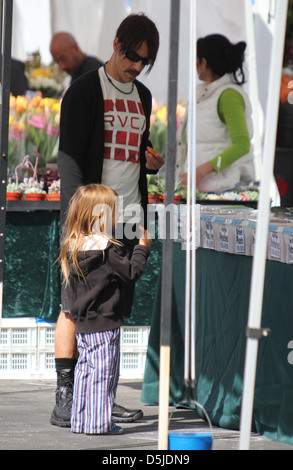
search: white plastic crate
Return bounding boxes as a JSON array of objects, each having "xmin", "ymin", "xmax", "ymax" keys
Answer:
[
  {"xmin": 0, "ymin": 319, "xmax": 150, "ymax": 379},
  {"xmin": 0, "ymin": 318, "xmax": 37, "ymax": 350},
  {"xmin": 120, "ymin": 326, "xmax": 150, "ymax": 379},
  {"xmin": 0, "ymin": 318, "xmax": 56, "ymax": 379}
]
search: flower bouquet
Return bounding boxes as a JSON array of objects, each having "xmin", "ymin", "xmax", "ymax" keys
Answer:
[
  {"xmin": 8, "ymin": 93, "xmax": 61, "ymax": 169},
  {"xmin": 8, "ymin": 95, "xmax": 29, "ymax": 169},
  {"xmin": 25, "ymin": 51, "xmax": 67, "ymax": 98},
  {"xmin": 149, "ymin": 99, "xmax": 186, "ymax": 158},
  {"xmin": 26, "ymin": 94, "xmax": 61, "ymax": 162}
]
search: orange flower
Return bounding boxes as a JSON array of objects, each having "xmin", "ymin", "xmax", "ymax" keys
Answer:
[
  {"xmin": 31, "ymin": 95, "xmax": 42, "ymax": 108},
  {"xmin": 16, "ymin": 97, "xmax": 28, "ymax": 115}
]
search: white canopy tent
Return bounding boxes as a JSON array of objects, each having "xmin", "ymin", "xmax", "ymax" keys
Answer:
[{"xmin": 11, "ymin": 0, "xmax": 248, "ymax": 105}]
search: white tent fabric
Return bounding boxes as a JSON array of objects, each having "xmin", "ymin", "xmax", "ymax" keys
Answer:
[
  {"xmin": 12, "ymin": 0, "xmax": 52, "ymax": 64},
  {"xmin": 11, "ymin": 0, "xmax": 248, "ymax": 104},
  {"xmin": 50, "ymin": 0, "xmax": 128, "ymax": 64}
]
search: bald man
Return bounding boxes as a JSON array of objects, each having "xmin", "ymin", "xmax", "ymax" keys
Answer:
[{"xmin": 50, "ymin": 32, "xmax": 103, "ymax": 82}]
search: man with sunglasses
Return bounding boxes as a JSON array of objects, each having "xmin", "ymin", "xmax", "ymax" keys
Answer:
[{"xmin": 51, "ymin": 13, "xmax": 164, "ymax": 430}]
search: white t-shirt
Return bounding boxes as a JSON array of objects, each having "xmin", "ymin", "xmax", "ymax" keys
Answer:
[{"xmin": 99, "ymin": 67, "xmax": 146, "ymax": 223}]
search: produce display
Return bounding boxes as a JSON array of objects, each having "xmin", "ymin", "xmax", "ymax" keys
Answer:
[{"xmin": 156, "ymin": 204, "xmax": 293, "ymax": 264}]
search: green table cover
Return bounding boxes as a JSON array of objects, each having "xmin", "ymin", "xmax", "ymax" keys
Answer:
[
  {"xmin": 3, "ymin": 211, "xmax": 61, "ymax": 322},
  {"xmin": 141, "ymin": 244, "xmax": 293, "ymax": 445}
]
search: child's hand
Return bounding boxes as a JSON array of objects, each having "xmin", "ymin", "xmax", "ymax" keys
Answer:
[{"xmin": 139, "ymin": 225, "xmax": 152, "ymax": 248}]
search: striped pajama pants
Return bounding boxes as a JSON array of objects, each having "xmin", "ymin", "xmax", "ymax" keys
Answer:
[{"xmin": 71, "ymin": 328, "xmax": 120, "ymax": 434}]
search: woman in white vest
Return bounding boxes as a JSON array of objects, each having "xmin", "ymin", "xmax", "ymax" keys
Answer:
[{"xmin": 176, "ymin": 34, "xmax": 255, "ymax": 193}]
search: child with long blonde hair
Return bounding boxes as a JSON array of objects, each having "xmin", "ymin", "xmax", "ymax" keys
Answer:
[{"xmin": 59, "ymin": 184, "xmax": 151, "ymax": 434}]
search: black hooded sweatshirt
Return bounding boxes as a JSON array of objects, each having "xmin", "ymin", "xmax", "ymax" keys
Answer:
[{"xmin": 63, "ymin": 242, "xmax": 149, "ymax": 334}]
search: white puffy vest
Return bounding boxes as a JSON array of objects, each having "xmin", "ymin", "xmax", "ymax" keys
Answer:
[{"xmin": 176, "ymin": 74, "xmax": 254, "ymax": 193}]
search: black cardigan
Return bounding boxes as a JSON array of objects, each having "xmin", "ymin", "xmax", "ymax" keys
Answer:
[
  {"xmin": 64, "ymin": 243, "xmax": 150, "ymax": 334},
  {"xmin": 58, "ymin": 68, "xmax": 154, "ymax": 225}
]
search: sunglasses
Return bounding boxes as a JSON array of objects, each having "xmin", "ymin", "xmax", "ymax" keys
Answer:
[{"xmin": 123, "ymin": 49, "xmax": 151, "ymax": 66}]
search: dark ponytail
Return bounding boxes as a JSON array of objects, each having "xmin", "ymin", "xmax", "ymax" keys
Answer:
[{"xmin": 197, "ymin": 34, "xmax": 246, "ymax": 84}]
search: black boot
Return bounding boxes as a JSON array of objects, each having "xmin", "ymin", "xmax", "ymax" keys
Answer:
[{"xmin": 50, "ymin": 368, "xmax": 74, "ymax": 427}]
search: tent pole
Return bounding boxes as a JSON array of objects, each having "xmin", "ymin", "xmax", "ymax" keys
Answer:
[
  {"xmin": 239, "ymin": 0, "xmax": 288, "ymax": 451},
  {"xmin": 158, "ymin": 0, "xmax": 180, "ymax": 451},
  {"xmin": 189, "ymin": 0, "xmax": 197, "ymax": 387},
  {"xmin": 244, "ymin": 0, "xmax": 263, "ymax": 182},
  {"xmin": 0, "ymin": 0, "xmax": 13, "ymax": 332},
  {"xmin": 184, "ymin": 0, "xmax": 197, "ymax": 390}
]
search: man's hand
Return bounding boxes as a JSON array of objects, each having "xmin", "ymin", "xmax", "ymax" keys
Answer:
[{"xmin": 145, "ymin": 147, "xmax": 165, "ymax": 171}]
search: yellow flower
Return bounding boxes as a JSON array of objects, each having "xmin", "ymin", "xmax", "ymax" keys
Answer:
[
  {"xmin": 32, "ymin": 68, "xmax": 53, "ymax": 79},
  {"xmin": 157, "ymin": 106, "xmax": 167, "ymax": 124},
  {"xmin": 52, "ymin": 102, "xmax": 60, "ymax": 113},
  {"xmin": 10, "ymin": 94, "xmax": 16, "ymax": 108},
  {"xmin": 18, "ymin": 121, "xmax": 26, "ymax": 132}
]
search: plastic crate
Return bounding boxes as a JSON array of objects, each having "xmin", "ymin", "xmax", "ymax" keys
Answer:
[
  {"xmin": 0, "ymin": 318, "xmax": 56, "ymax": 379},
  {"xmin": 0, "ymin": 320, "xmax": 150, "ymax": 379},
  {"xmin": 120, "ymin": 326, "xmax": 150, "ymax": 379}
]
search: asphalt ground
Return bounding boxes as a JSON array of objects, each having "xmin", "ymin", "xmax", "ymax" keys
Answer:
[{"xmin": 0, "ymin": 379, "xmax": 292, "ymax": 454}]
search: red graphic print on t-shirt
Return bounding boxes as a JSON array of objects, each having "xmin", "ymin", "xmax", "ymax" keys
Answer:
[{"xmin": 104, "ymin": 98, "xmax": 145, "ymax": 163}]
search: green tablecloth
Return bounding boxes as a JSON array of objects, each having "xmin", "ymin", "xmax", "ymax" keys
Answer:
[
  {"xmin": 3, "ymin": 211, "xmax": 162, "ymax": 325},
  {"xmin": 141, "ymin": 244, "xmax": 293, "ymax": 445},
  {"xmin": 3, "ymin": 211, "xmax": 61, "ymax": 322}
]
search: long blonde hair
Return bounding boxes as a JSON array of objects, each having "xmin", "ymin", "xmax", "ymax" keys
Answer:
[{"xmin": 59, "ymin": 184, "xmax": 120, "ymax": 283}]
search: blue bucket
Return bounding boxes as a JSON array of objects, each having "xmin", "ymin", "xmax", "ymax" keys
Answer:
[{"xmin": 168, "ymin": 432, "xmax": 213, "ymax": 450}]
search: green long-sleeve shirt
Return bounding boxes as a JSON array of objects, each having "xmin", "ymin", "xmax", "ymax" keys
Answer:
[{"xmin": 209, "ymin": 88, "xmax": 251, "ymax": 172}]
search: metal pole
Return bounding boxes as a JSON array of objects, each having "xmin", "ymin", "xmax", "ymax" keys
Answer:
[
  {"xmin": 158, "ymin": 0, "xmax": 180, "ymax": 451},
  {"xmin": 244, "ymin": 0, "xmax": 263, "ymax": 182},
  {"xmin": 0, "ymin": 0, "xmax": 13, "ymax": 329},
  {"xmin": 239, "ymin": 0, "xmax": 288, "ymax": 450},
  {"xmin": 184, "ymin": 0, "xmax": 197, "ymax": 390},
  {"xmin": 189, "ymin": 0, "xmax": 197, "ymax": 387}
]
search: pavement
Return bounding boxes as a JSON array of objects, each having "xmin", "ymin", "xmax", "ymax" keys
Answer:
[{"xmin": 0, "ymin": 379, "xmax": 292, "ymax": 452}]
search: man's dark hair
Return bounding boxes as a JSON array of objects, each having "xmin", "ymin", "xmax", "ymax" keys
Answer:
[{"xmin": 116, "ymin": 13, "xmax": 160, "ymax": 72}]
